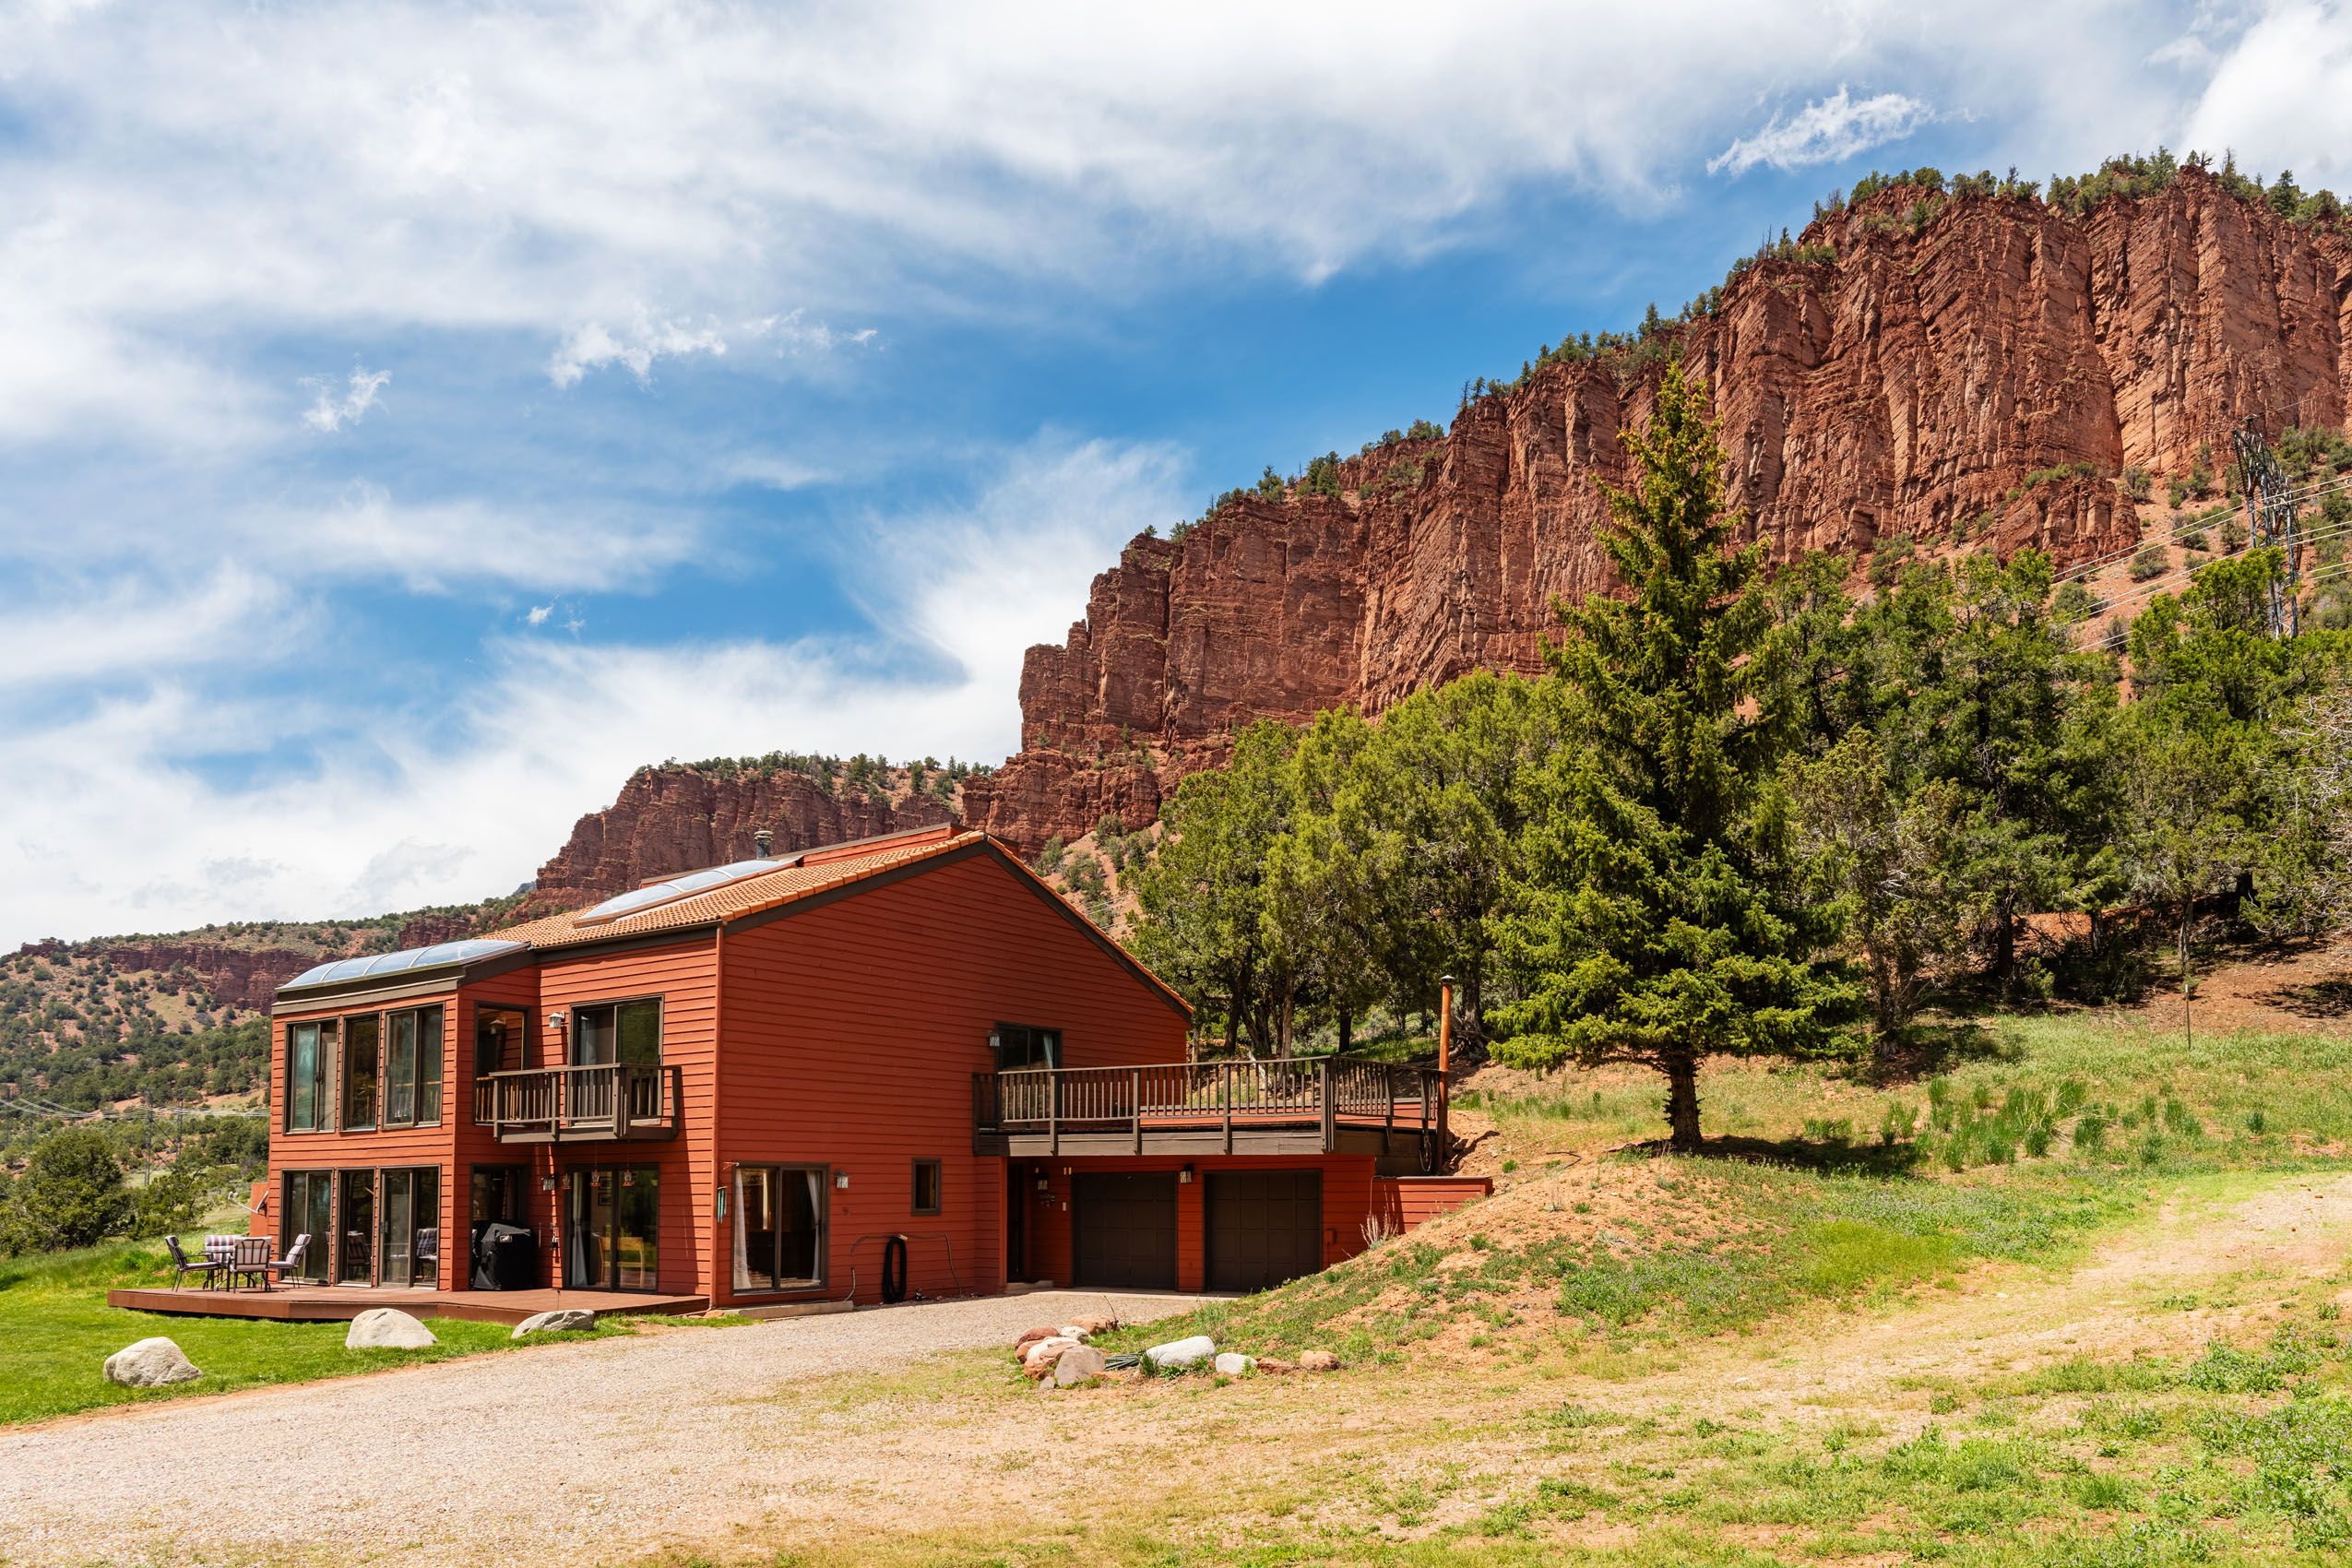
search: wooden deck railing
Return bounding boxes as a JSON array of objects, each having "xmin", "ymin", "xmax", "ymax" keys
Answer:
[
  {"xmin": 471, "ymin": 1063, "xmax": 682, "ymax": 1141},
  {"xmin": 973, "ymin": 1055, "xmax": 1443, "ymax": 1155}
]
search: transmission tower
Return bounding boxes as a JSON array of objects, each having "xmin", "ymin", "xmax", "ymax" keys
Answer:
[{"xmin": 2233, "ymin": 419, "xmax": 2303, "ymax": 636}]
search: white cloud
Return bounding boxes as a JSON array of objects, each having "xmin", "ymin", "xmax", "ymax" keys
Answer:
[
  {"xmin": 301, "ymin": 366, "xmax": 390, "ymax": 433},
  {"xmin": 526, "ymin": 603, "xmax": 553, "ymax": 627},
  {"xmin": 257, "ymin": 484, "xmax": 707, "ymax": 594},
  {"xmin": 1709, "ymin": 88, "xmax": 1933, "ymax": 176},
  {"xmin": 0, "ymin": 566, "xmax": 293, "ymax": 692},
  {"xmin": 2180, "ymin": 3, "xmax": 2352, "ymax": 187},
  {"xmin": 0, "ymin": 434, "xmax": 1185, "ymax": 944},
  {"xmin": 547, "ymin": 313, "xmax": 731, "ymax": 388},
  {"xmin": 10, "ymin": 2, "xmax": 2321, "ymax": 446}
]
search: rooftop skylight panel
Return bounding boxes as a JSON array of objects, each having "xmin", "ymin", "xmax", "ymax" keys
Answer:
[
  {"xmin": 575, "ymin": 857, "xmax": 793, "ymax": 925},
  {"xmin": 283, "ymin": 937, "xmax": 528, "ymax": 990}
]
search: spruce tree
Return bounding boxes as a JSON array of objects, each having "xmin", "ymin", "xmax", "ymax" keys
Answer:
[{"xmin": 1492, "ymin": 361, "xmax": 1857, "ymax": 1150}]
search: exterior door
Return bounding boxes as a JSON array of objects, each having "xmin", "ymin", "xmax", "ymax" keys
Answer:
[
  {"xmin": 566, "ymin": 1167, "xmax": 659, "ymax": 1289},
  {"xmin": 283, "ymin": 1170, "xmax": 334, "ymax": 1283},
  {"xmin": 1206, "ymin": 1170, "xmax": 1324, "ymax": 1293},
  {"xmin": 1072, "ymin": 1172, "xmax": 1177, "ymax": 1289},
  {"xmin": 336, "ymin": 1169, "xmax": 375, "ymax": 1284}
]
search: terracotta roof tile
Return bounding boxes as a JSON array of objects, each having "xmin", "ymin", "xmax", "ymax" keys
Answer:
[{"xmin": 489, "ymin": 826, "xmax": 980, "ymax": 952}]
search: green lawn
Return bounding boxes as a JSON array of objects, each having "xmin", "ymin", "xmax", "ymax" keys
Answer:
[{"xmin": 0, "ymin": 1237, "xmax": 647, "ymax": 1425}]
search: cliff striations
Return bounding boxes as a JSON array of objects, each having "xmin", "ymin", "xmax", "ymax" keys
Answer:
[{"xmin": 966, "ymin": 169, "xmax": 2352, "ymax": 851}]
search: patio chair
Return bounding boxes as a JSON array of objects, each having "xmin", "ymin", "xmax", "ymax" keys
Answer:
[
  {"xmin": 229, "ymin": 1235, "xmax": 273, "ymax": 1291},
  {"xmin": 163, "ymin": 1234, "xmax": 225, "ymax": 1289},
  {"xmin": 412, "ymin": 1228, "xmax": 439, "ymax": 1287},
  {"xmin": 264, "ymin": 1233, "xmax": 311, "ymax": 1288}
]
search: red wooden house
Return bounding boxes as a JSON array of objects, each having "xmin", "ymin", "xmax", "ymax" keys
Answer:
[{"xmin": 232, "ymin": 825, "xmax": 1483, "ymax": 1316}]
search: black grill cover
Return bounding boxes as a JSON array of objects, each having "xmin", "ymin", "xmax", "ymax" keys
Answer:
[{"xmin": 471, "ymin": 1222, "xmax": 539, "ymax": 1290}]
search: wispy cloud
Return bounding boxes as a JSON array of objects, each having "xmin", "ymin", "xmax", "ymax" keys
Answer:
[
  {"xmin": 301, "ymin": 366, "xmax": 390, "ymax": 432},
  {"xmin": 1708, "ymin": 88, "xmax": 1932, "ymax": 177}
]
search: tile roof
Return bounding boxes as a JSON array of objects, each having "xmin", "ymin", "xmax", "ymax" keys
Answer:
[{"xmin": 487, "ymin": 825, "xmax": 980, "ymax": 952}]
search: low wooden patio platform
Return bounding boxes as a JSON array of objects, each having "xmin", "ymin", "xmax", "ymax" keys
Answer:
[{"xmin": 104, "ymin": 1285, "xmax": 707, "ymax": 1325}]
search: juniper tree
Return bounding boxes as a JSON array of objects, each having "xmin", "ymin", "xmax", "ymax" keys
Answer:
[{"xmin": 1492, "ymin": 361, "xmax": 1858, "ymax": 1150}]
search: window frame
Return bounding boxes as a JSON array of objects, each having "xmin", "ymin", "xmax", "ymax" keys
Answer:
[
  {"xmin": 731, "ymin": 1163, "xmax": 828, "ymax": 1295},
  {"xmin": 991, "ymin": 1022, "xmax": 1061, "ymax": 1071},
  {"xmin": 473, "ymin": 1003, "xmax": 529, "ymax": 1079},
  {"xmin": 341, "ymin": 1012, "xmax": 380, "ymax": 1132},
  {"xmin": 911, "ymin": 1158, "xmax": 943, "ymax": 1217},
  {"xmin": 570, "ymin": 994, "xmax": 665, "ymax": 1068},
  {"xmin": 382, "ymin": 1004, "xmax": 445, "ymax": 1128},
  {"xmin": 284, "ymin": 1019, "xmax": 336, "ymax": 1133}
]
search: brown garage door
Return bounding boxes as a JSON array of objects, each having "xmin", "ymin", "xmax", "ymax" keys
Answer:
[
  {"xmin": 1206, "ymin": 1170, "xmax": 1323, "ymax": 1293},
  {"xmin": 1073, "ymin": 1172, "xmax": 1178, "ymax": 1289}
]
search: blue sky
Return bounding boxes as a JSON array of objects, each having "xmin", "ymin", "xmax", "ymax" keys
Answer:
[{"xmin": 4, "ymin": 0, "xmax": 2349, "ymax": 945}]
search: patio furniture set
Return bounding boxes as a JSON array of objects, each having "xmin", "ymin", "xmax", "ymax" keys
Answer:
[{"xmin": 164, "ymin": 1233, "xmax": 309, "ymax": 1291}]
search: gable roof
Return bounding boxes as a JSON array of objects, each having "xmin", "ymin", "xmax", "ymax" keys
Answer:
[{"xmin": 482, "ymin": 826, "xmax": 1193, "ymax": 1018}]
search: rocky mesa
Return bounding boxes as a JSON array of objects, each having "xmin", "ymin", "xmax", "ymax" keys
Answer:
[{"xmin": 965, "ymin": 168, "xmax": 2352, "ymax": 851}]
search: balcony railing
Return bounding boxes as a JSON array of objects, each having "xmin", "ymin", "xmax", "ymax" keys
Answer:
[
  {"xmin": 973, "ymin": 1055, "xmax": 1445, "ymax": 1160},
  {"xmin": 472, "ymin": 1063, "xmax": 682, "ymax": 1143}
]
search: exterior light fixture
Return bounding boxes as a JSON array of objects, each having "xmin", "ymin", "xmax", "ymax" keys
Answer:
[
  {"xmin": 540, "ymin": 1174, "xmax": 556, "ymax": 1194},
  {"xmin": 1179, "ymin": 1165, "xmax": 1194, "ymax": 1184},
  {"xmin": 834, "ymin": 1170, "xmax": 850, "ymax": 1190},
  {"xmin": 545, "ymin": 1010, "xmax": 567, "ymax": 1031}
]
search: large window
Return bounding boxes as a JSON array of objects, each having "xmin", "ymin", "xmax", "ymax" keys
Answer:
[
  {"xmin": 282, "ymin": 1170, "xmax": 334, "ymax": 1283},
  {"xmin": 386, "ymin": 1005, "xmax": 444, "ymax": 1126},
  {"xmin": 733, "ymin": 1165, "xmax": 825, "ymax": 1292},
  {"xmin": 285, "ymin": 1020, "xmax": 335, "ymax": 1131},
  {"xmin": 475, "ymin": 1005, "xmax": 528, "ymax": 1077},
  {"xmin": 379, "ymin": 1167, "xmax": 440, "ymax": 1288},
  {"xmin": 343, "ymin": 1015, "xmax": 379, "ymax": 1131},
  {"xmin": 566, "ymin": 1166, "xmax": 659, "ymax": 1290},
  {"xmin": 991, "ymin": 1023, "xmax": 1060, "ymax": 1070},
  {"xmin": 573, "ymin": 999, "xmax": 661, "ymax": 1066}
]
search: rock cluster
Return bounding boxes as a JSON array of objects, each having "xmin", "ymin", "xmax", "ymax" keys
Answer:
[
  {"xmin": 967, "ymin": 169, "xmax": 2352, "ymax": 853},
  {"xmin": 1014, "ymin": 1324, "xmax": 1336, "ymax": 1387}
]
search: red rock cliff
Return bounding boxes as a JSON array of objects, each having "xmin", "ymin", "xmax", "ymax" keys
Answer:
[
  {"xmin": 526, "ymin": 764, "xmax": 957, "ymax": 909},
  {"xmin": 967, "ymin": 171, "xmax": 2352, "ymax": 850}
]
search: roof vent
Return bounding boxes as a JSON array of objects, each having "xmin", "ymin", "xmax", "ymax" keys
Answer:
[{"xmin": 755, "ymin": 828, "xmax": 774, "ymax": 857}]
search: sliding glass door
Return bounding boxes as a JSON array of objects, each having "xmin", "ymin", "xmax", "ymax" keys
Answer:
[
  {"xmin": 337, "ymin": 1169, "xmax": 375, "ymax": 1284},
  {"xmin": 564, "ymin": 1166, "xmax": 659, "ymax": 1290},
  {"xmin": 282, "ymin": 1170, "xmax": 334, "ymax": 1284},
  {"xmin": 379, "ymin": 1168, "xmax": 440, "ymax": 1288}
]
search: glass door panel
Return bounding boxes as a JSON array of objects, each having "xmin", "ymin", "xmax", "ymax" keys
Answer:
[
  {"xmin": 284, "ymin": 1171, "xmax": 334, "ymax": 1283},
  {"xmin": 615, "ymin": 1169, "xmax": 659, "ymax": 1290},
  {"xmin": 565, "ymin": 1166, "xmax": 658, "ymax": 1289},
  {"xmin": 337, "ymin": 1170, "xmax": 375, "ymax": 1285}
]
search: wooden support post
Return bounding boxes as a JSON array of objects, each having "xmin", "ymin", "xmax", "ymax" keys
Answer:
[
  {"xmin": 1132, "ymin": 1068, "xmax": 1144, "ymax": 1155},
  {"xmin": 1436, "ymin": 974, "xmax": 1455, "ymax": 1169},
  {"xmin": 1222, "ymin": 1063, "xmax": 1233, "ymax": 1155},
  {"xmin": 1383, "ymin": 1068, "xmax": 1395, "ymax": 1155},
  {"xmin": 1319, "ymin": 1058, "xmax": 1336, "ymax": 1153},
  {"xmin": 1048, "ymin": 1069, "xmax": 1059, "ymax": 1157}
]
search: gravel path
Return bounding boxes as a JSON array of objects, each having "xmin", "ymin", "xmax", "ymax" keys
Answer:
[{"xmin": 0, "ymin": 1289, "xmax": 1206, "ymax": 1567}]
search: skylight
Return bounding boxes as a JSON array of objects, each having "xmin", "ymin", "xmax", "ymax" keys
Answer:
[
  {"xmin": 282, "ymin": 938, "xmax": 529, "ymax": 992},
  {"xmin": 575, "ymin": 857, "xmax": 795, "ymax": 925}
]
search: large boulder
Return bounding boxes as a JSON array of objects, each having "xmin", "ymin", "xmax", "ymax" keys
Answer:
[
  {"xmin": 1213, "ymin": 1352, "xmax": 1256, "ymax": 1377},
  {"xmin": 1051, "ymin": 1346, "xmax": 1109, "ymax": 1387},
  {"xmin": 510, "ymin": 1309, "xmax": 598, "ymax": 1340},
  {"xmin": 1145, "ymin": 1335, "xmax": 1216, "ymax": 1370},
  {"xmin": 346, "ymin": 1308, "xmax": 437, "ymax": 1350},
  {"xmin": 103, "ymin": 1337, "xmax": 200, "ymax": 1388}
]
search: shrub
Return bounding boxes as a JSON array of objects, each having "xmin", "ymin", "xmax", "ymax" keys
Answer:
[
  {"xmin": 2181, "ymin": 529, "xmax": 2210, "ymax": 552},
  {"xmin": 2129, "ymin": 545, "xmax": 2168, "ymax": 581},
  {"xmin": 1301, "ymin": 452, "xmax": 1343, "ymax": 499},
  {"xmin": 2121, "ymin": 467, "xmax": 2152, "ymax": 503},
  {"xmin": 0, "ymin": 1127, "xmax": 129, "ymax": 1254}
]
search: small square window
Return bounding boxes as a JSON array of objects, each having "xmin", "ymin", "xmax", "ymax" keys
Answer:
[{"xmin": 911, "ymin": 1158, "xmax": 943, "ymax": 1217}]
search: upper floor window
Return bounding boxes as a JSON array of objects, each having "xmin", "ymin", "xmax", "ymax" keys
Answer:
[
  {"xmin": 991, "ymin": 1023, "xmax": 1060, "ymax": 1070},
  {"xmin": 285, "ymin": 1020, "xmax": 336, "ymax": 1131},
  {"xmin": 475, "ymin": 1005, "xmax": 528, "ymax": 1077},
  {"xmin": 573, "ymin": 999, "xmax": 661, "ymax": 1066},
  {"xmin": 385, "ymin": 1004, "xmax": 444, "ymax": 1126},
  {"xmin": 343, "ymin": 1015, "xmax": 379, "ymax": 1131}
]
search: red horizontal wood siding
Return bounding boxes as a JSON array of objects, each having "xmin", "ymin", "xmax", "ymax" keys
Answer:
[
  {"xmin": 1021, "ymin": 1153, "xmax": 1379, "ymax": 1292},
  {"xmin": 715, "ymin": 850, "xmax": 1189, "ymax": 1307},
  {"xmin": 1372, "ymin": 1175, "xmax": 1494, "ymax": 1234}
]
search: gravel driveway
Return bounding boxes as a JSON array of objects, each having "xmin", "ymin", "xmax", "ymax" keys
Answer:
[{"xmin": 0, "ymin": 1289, "xmax": 1206, "ymax": 1567}]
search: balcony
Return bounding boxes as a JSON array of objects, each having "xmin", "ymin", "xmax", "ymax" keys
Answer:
[
  {"xmin": 972, "ymin": 1055, "xmax": 1446, "ymax": 1170},
  {"xmin": 472, "ymin": 1063, "xmax": 683, "ymax": 1144}
]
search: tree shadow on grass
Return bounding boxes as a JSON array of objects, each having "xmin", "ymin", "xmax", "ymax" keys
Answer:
[
  {"xmin": 1612, "ymin": 1134, "xmax": 1924, "ymax": 1177},
  {"xmin": 1864, "ymin": 1019, "xmax": 2012, "ymax": 1085},
  {"xmin": 2261, "ymin": 975, "xmax": 2352, "ymax": 1019}
]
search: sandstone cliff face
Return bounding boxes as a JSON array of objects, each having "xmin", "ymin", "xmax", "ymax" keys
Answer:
[
  {"xmin": 526, "ymin": 765, "xmax": 956, "ymax": 909},
  {"xmin": 15, "ymin": 937, "xmax": 318, "ymax": 1012},
  {"xmin": 968, "ymin": 171, "xmax": 2352, "ymax": 851}
]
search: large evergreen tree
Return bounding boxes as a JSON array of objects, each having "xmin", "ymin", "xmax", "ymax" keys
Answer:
[{"xmin": 1492, "ymin": 361, "xmax": 1857, "ymax": 1149}]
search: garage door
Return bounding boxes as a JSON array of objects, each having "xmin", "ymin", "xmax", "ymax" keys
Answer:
[
  {"xmin": 1206, "ymin": 1170, "xmax": 1323, "ymax": 1293},
  {"xmin": 1073, "ymin": 1172, "xmax": 1178, "ymax": 1289}
]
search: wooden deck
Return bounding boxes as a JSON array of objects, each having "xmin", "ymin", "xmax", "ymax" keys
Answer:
[
  {"xmin": 104, "ymin": 1284, "xmax": 707, "ymax": 1325},
  {"xmin": 973, "ymin": 1055, "xmax": 1447, "ymax": 1169}
]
